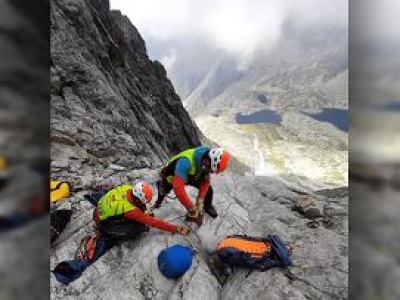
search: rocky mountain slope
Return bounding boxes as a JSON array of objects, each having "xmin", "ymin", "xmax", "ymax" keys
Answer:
[
  {"xmin": 182, "ymin": 18, "xmax": 348, "ymax": 117},
  {"xmin": 180, "ymin": 27, "xmax": 348, "ymax": 188},
  {"xmin": 51, "ymin": 0, "xmax": 200, "ymax": 184},
  {"xmin": 195, "ymin": 111, "xmax": 348, "ymax": 190},
  {"xmin": 50, "ymin": 1, "xmax": 348, "ymax": 299}
]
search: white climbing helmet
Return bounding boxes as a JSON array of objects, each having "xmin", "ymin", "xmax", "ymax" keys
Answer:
[
  {"xmin": 132, "ymin": 181, "xmax": 153, "ymax": 204},
  {"xmin": 208, "ymin": 148, "xmax": 230, "ymax": 174}
]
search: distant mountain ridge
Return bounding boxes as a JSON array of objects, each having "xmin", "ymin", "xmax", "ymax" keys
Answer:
[{"xmin": 177, "ymin": 20, "xmax": 348, "ymax": 187}]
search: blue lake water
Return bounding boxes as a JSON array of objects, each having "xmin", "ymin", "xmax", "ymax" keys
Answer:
[
  {"xmin": 235, "ymin": 108, "xmax": 348, "ymax": 132},
  {"xmin": 304, "ymin": 108, "xmax": 348, "ymax": 132},
  {"xmin": 236, "ymin": 109, "xmax": 282, "ymax": 125}
]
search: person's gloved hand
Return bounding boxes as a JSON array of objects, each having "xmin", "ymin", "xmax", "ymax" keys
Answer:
[
  {"xmin": 144, "ymin": 209, "xmax": 154, "ymax": 217},
  {"xmin": 176, "ymin": 225, "xmax": 190, "ymax": 236}
]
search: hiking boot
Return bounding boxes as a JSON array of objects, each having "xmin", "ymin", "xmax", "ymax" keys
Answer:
[
  {"xmin": 204, "ymin": 205, "xmax": 218, "ymax": 218},
  {"xmin": 185, "ymin": 209, "xmax": 204, "ymax": 225}
]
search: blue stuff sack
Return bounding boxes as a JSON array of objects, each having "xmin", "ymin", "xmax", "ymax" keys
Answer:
[{"xmin": 157, "ymin": 244, "xmax": 194, "ymax": 279}]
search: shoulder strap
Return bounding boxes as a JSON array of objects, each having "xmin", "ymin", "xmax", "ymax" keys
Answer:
[{"xmin": 269, "ymin": 235, "xmax": 293, "ymax": 266}]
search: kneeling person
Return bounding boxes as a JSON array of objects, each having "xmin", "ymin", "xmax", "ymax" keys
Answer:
[{"xmin": 93, "ymin": 182, "xmax": 189, "ymax": 240}]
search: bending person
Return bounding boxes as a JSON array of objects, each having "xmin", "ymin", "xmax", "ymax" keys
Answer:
[{"xmin": 154, "ymin": 147, "xmax": 230, "ymax": 224}]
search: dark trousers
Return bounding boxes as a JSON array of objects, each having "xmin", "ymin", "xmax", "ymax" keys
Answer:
[
  {"xmin": 99, "ymin": 218, "xmax": 149, "ymax": 240},
  {"xmin": 157, "ymin": 176, "xmax": 214, "ymax": 208}
]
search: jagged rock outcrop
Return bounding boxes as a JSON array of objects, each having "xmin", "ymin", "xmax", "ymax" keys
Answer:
[{"xmin": 51, "ymin": 0, "xmax": 200, "ymax": 184}]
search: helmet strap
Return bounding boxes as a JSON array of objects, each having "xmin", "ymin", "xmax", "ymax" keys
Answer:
[{"xmin": 132, "ymin": 196, "xmax": 146, "ymax": 211}]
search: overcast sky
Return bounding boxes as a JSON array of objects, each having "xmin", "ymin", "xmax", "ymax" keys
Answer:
[{"xmin": 110, "ymin": 0, "xmax": 348, "ymax": 63}]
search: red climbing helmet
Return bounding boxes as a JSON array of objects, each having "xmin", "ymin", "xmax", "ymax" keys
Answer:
[
  {"xmin": 209, "ymin": 148, "xmax": 230, "ymax": 174},
  {"xmin": 132, "ymin": 181, "xmax": 154, "ymax": 204}
]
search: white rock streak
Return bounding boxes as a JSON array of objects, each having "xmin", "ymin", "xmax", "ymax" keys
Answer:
[{"xmin": 253, "ymin": 133, "xmax": 268, "ymax": 176}]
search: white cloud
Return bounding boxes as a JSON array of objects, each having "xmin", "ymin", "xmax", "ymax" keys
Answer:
[
  {"xmin": 110, "ymin": 0, "xmax": 347, "ymax": 63},
  {"xmin": 110, "ymin": 0, "xmax": 278, "ymax": 60},
  {"xmin": 201, "ymin": 0, "xmax": 284, "ymax": 60},
  {"xmin": 110, "ymin": 0, "xmax": 200, "ymax": 39},
  {"xmin": 160, "ymin": 49, "xmax": 177, "ymax": 70},
  {"xmin": 286, "ymin": 0, "xmax": 348, "ymax": 28}
]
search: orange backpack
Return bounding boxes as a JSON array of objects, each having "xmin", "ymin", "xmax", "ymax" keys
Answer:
[{"xmin": 217, "ymin": 235, "xmax": 293, "ymax": 271}]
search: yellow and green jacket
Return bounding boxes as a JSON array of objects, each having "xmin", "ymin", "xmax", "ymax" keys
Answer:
[{"xmin": 97, "ymin": 184, "xmax": 136, "ymax": 221}]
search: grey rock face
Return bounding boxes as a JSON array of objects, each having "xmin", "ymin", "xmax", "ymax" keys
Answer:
[
  {"xmin": 51, "ymin": 0, "xmax": 200, "ymax": 177},
  {"xmin": 51, "ymin": 172, "xmax": 348, "ymax": 299}
]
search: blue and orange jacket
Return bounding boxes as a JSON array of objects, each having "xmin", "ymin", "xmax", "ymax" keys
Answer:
[{"xmin": 162, "ymin": 147, "xmax": 211, "ymax": 210}]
